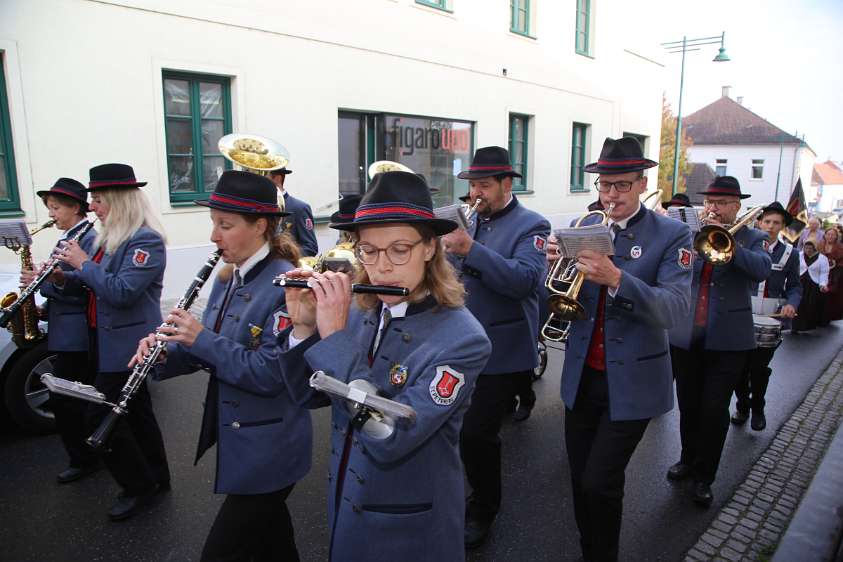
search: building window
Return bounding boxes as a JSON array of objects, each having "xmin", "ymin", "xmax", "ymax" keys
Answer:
[
  {"xmin": 575, "ymin": 0, "xmax": 591, "ymax": 55},
  {"xmin": 337, "ymin": 111, "xmax": 474, "ymax": 207},
  {"xmin": 416, "ymin": 0, "xmax": 449, "ymax": 11},
  {"xmin": 715, "ymin": 158, "xmax": 727, "ymax": 176},
  {"xmin": 0, "ymin": 54, "xmax": 21, "ymax": 214},
  {"xmin": 509, "ymin": 114, "xmax": 529, "ymax": 191},
  {"xmin": 623, "ymin": 132, "xmax": 648, "ymax": 152},
  {"xmin": 163, "ymin": 71, "xmax": 232, "ymax": 203},
  {"xmin": 751, "ymin": 159, "xmax": 764, "ymax": 179},
  {"xmin": 510, "ymin": 0, "xmax": 531, "ymax": 36},
  {"xmin": 570, "ymin": 123, "xmax": 589, "ymax": 192}
]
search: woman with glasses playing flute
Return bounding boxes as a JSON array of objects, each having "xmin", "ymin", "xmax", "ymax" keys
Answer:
[
  {"xmin": 133, "ymin": 171, "xmax": 312, "ymax": 561},
  {"xmin": 279, "ymin": 171, "xmax": 491, "ymax": 562}
]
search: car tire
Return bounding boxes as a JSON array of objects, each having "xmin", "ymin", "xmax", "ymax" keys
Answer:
[{"xmin": 3, "ymin": 340, "xmax": 57, "ymax": 434}]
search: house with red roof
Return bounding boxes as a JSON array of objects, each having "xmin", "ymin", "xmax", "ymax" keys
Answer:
[{"xmin": 812, "ymin": 160, "xmax": 843, "ymax": 213}]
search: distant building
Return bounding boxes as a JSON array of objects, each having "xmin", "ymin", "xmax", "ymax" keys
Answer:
[
  {"xmin": 684, "ymin": 86, "xmax": 816, "ymax": 206},
  {"xmin": 812, "ymin": 161, "xmax": 843, "ymax": 213},
  {"xmin": 684, "ymin": 163, "xmax": 716, "ymax": 205}
]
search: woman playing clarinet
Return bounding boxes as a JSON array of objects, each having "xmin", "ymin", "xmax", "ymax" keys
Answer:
[{"xmin": 133, "ymin": 170, "xmax": 312, "ymax": 561}]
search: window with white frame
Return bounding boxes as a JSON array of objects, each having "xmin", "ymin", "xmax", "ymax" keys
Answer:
[
  {"xmin": 751, "ymin": 159, "xmax": 764, "ymax": 179},
  {"xmin": 715, "ymin": 159, "xmax": 727, "ymax": 176}
]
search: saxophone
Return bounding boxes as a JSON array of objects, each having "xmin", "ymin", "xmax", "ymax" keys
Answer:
[{"xmin": 0, "ymin": 220, "xmax": 56, "ymax": 347}]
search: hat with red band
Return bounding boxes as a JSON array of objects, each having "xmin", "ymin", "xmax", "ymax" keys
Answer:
[
  {"xmin": 37, "ymin": 177, "xmax": 89, "ymax": 212},
  {"xmin": 329, "ymin": 193, "xmax": 363, "ymax": 225},
  {"xmin": 195, "ymin": 170, "xmax": 289, "ymax": 216},
  {"xmin": 86, "ymin": 163, "xmax": 148, "ymax": 191},
  {"xmin": 699, "ymin": 175, "xmax": 751, "ymax": 200},
  {"xmin": 330, "ymin": 171, "xmax": 457, "ymax": 235},
  {"xmin": 457, "ymin": 146, "xmax": 523, "ymax": 180},
  {"xmin": 584, "ymin": 137, "xmax": 659, "ymax": 175}
]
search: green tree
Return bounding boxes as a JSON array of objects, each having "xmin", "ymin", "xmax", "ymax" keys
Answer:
[{"xmin": 658, "ymin": 95, "xmax": 693, "ymax": 196}]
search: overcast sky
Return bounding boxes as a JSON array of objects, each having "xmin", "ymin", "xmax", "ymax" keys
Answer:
[{"xmin": 633, "ymin": 0, "xmax": 842, "ymax": 162}]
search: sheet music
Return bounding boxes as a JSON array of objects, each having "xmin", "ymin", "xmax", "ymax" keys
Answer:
[
  {"xmin": 667, "ymin": 207, "xmax": 702, "ymax": 232},
  {"xmin": 0, "ymin": 220, "xmax": 32, "ymax": 248},
  {"xmin": 553, "ymin": 224, "xmax": 615, "ymax": 258},
  {"xmin": 434, "ymin": 204, "xmax": 470, "ymax": 230}
]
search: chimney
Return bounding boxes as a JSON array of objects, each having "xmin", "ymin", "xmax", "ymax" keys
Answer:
[
  {"xmin": 722, "ymin": 85, "xmax": 732, "ymax": 98},
  {"xmin": 737, "ymin": 96, "xmax": 744, "ymax": 105}
]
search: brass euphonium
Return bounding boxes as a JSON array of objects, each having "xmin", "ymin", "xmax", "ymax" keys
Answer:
[
  {"xmin": 1, "ymin": 219, "xmax": 56, "ymax": 346},
  {"xmin": 544, "ymin": 202, "xmax": 615, "ymax": 323},
  {"xmin": 218, "ymin": 133, "xmax": 291, "ymax": 212},
  {"xmin": 694, "ymin": 206, "xmax": 765, "ymax": 265}
]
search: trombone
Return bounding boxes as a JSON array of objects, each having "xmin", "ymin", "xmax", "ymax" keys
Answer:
[
  {"xmin": 695, "ymin": 206, "xmax": 765, "ymax": 265},
  {"xmin": 461, "ymin": 198, "xmax": 482, "ymax": 227}
]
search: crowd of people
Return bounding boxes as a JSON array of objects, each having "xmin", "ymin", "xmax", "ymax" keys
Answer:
[{"xmin": 12, "ymin": 136, "xmax": 840, "ymax": 562}]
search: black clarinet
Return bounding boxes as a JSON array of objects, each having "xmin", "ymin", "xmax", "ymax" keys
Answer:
[
  {"xmin": 87, "ymin": 249, "xmax": 223, "ymax": 449},
  {"xmin": 0, "ymin": 219, "xmax": 96, "ymax": 329}
]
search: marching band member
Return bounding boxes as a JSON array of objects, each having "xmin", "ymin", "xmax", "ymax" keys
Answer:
[
  {"xmin": 732, "ymin": 202, "xmax": 801, "ymax": 431},
  {"xmin": 55, "ymin": 163, "xmax": 170, "ymax": 521},
  {"xmin": 279, "ymin": 171, "xmax": 491, "ymax": 562},
  {"xmin": 550, "ymin": 137, "xmax": 693, "ymax": 562},
  {"xmin": 443, "ymin": 146, "xmax": 550, "ymax": 548},
  {"xmin": 24, "ymin": 178, "xmax": 98, "ymax": 483},
  {"xmin": 667, "ymin": 176, "xmax": 772, "ymax": 507},
  {"xmin": 269, "ymin": 167, "xmax": 319, "ymax": 257},
  {"xmin": 134, "ymin": 171, "xmax": 312, "ymax": 561}
]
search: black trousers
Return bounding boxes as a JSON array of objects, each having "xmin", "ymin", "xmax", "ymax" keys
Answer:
[
  {"xmin": 201, "ymin": 484, "xmax": 299, "ymax": 562},
  {"xmin": 671, "ymin": 345, "xmax": 748, "ymax": 484},
  {"xmin": 734, "ymin": 345, "xmax": 778, "ymax": 413},
  {"xmin": 514, "ymin": 370, "xmax": 535, "ymax": 407},
  {"xmin": 460, "ymin": 371, "xmax": 528, "ymax": 516},
  {"xmin": 565, "ymin": 367, "xmax": 649, "ymax": 562},
  {"xmin": 50, "ymin": 350, "xmax": 98, "ymax": 467}
]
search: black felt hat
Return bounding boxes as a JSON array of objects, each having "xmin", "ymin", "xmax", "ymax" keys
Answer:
[
  {"xmin": 330, "ymin": 171, "xmax": 457, "ymax": 235},
  {"xmin": 87, "ymin": 163, "xmax": 147, "ymax": 191},
  {"xmin": 760, "ymin": 201, "xmax": 793, "ymax": 226},
  {"xmin": 661, "ymin": 193, "xmax": 693, "ymax": 209},
  {"xmin": 37, "ymin": 177, "xmax": 89, "ymax": 212},
  {"xmin": 457, "ymin": 146, "xmax": 522, "ymax": 180},
  {"xmin": 195, "ymin": 170, "xmax": 289, "ymax": 216},
  {"xmin": 269, "ymin": 168, "xmax": 293, "ymax": 176},
  {"xmin": 584, "ymin": 137, "xmax": 658, "ymax": 175},
  {"xmin": 330, "ymin": 194, "xmax": 362, "ymax": 225},
  {"xmin": 699, "ymin": 175, "xmax": 751, "ymax": 199}
]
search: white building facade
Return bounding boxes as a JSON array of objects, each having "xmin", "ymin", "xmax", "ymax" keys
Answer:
[{"xmin": 0, "ymin": 0, "xmax": 665, "ymax": 295}]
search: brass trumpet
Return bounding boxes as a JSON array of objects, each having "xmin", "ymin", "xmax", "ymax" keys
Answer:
[
  {"xmin": 462, "ymin": 198, "xmax": 482, "ymax": 227},
  {"xmin": 694, "ymin": 206, "xmax": 765, "ymax": 265},
  {"xmin": 544, "ymin": 202, "xmax": 615, "ymax": 323}
]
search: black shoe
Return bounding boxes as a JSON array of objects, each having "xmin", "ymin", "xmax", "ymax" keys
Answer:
[
  {"xmin": 464, "ymin": 499, "xmax": 496, "ymax": 549},
  {"xmin": 692, "ymin": 481, "xmax": 713, "ymax": 508},
  {"xmin": 108, "ymin": 489, "xmax": 156, "ymax": 521},
  {"xmin": 666, "ymin": 462, "xmax": 691, "ymax": 481},
  {"xmin": 731, "ymin": 410, "xmax": 750, "ymax": 426},
  {"xmin": 751, "ymin": 411, "xmax": 767, "ymax": 431},
  {"xmin": 513, "ymin": 401, "xmax": 534, "ymax": 422},
  {"xmin": 57, "ymin": 464, "xmax": 100, "ymax": 484}
]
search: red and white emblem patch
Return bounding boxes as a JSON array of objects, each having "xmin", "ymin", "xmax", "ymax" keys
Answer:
[
  {"xmin": 429, "ymin": 365, "xmax": 465, "ymax": 406},
  {"xmin": 678, "ymin": 248, "xmax": 693, "ymax": 270},
  {"xmin": 305, "ymin": 218, "xmax": 313, "ymax": 231},
  {"xmin": 132, "ymin": 249, "xmax": 150, "ymax": 267},
  {"xmin": 272, "ymin": 309, "xmax": 291, "ymax": 336},
  {"xmin": 533, "ymin": 235, "xmax": 547, "ymax": 253}
]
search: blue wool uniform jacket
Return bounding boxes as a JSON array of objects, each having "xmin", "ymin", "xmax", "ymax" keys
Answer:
[
  {"xmin": 757, "ymin": 240, "xmax": 802, "ymax": 307},
  {"xmin": 157, "ymin": 255, "xmax": 312, "ymax": 495},
  {"xmin": 453, "ymin": 196, "xmax": 550, "ymax": 374},
  {"xmin": 280, "ymin": 192, "xmax": 318, "ymax": 257},
  {"xmin": 561, "ymin": 206, "xmax": 693, "ymax": 421},
  {"xmin": 669, "ymin": 226, "xmax": 772, "ymax": 351},
  {"xmin": 279, "ymin": 298, "xmax": 491, "ymax": 562},
  {"xmin": 40, "ymin": 220, "xmax": 97, "ymax": 352},
  {"xmin": 62, "ymin": 226, "xmax": 165, "ymax": 372}
]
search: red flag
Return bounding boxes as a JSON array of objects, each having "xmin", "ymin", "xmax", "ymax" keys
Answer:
[{"xmin": 783, "ymin": 178, "xmax": 808, "ymax": 243}]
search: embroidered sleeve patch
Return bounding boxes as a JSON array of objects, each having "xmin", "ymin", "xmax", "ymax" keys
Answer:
[
  {"xmin": 533, "ymin": 235, "xmax": 547, "ymax": 253},
  {"xmin": 132, "ymin": 249, "xmax": 150, "ymax": 267},
  {"xmin": 305, "ymin": 218, "xmax": 314, "ymax": 231},
  {"xmin": 678, "ymin": 248, "xmax": 693, "ymax": 270},
  {"xmin": 272, "ymin": 309, "xmax": 291, "ymax": 336},
  {"xmin": 429, "ymin": 365, "xmax": 466, "ymax": 406}
]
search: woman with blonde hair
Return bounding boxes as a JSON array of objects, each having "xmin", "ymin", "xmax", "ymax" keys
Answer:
[
  {"xmin": 56, "ymin": 163, "xmax": 170, "ymax": 522},
  {"xmin": 279, "ymin": 171, "xmax": 491, "ymax": 562}
]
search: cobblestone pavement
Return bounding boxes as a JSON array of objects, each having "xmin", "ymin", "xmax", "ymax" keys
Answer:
[{"xmin": 684, "ymin": 348, "xmax": 843, "ymax": 562}]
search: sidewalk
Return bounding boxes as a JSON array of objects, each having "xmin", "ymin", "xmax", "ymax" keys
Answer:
[{"xmin": 684, "ymin": 347, "xmax": 843, "ymax": 561}]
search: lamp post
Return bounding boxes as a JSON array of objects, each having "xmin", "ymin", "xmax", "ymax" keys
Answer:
[{"xmin": 662, "ymin": 32, "xmax": 731, "ymax": 195}]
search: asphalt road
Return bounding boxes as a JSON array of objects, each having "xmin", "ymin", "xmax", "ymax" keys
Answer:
[{"xmin": 1, "ymin": 323, "xmax": 840, "ymax": 562}]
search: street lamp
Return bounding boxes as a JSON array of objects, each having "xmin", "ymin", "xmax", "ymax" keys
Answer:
[{"xmin": 662, "ymin": 32, "xmax": 731, "ymax": 195}]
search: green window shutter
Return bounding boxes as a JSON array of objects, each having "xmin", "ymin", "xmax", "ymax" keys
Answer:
[
  {"xmin": 0, "ymin": 54, "xmax": 21, "ymax": 214},
  {"xmin": 416, "ymin": 0, "xmax": 449, "ymax": 11},
  {"xmin": 576, "ymin": 0, "xmax": 591, "ymax": 55},
  {"xmin": 508, "ymin": 114, "xmax": 529, "ymax": 191},
  {"xmin": 510, "ymin": 0, "xmax": 531, "ymax": 36},
  {"xmin": 163, "ymin": 71, "xmax": 232, "ymax": 203},
  {"xmin": 570, "ymin": 123, "xmax": 588, "ymax": 192}
]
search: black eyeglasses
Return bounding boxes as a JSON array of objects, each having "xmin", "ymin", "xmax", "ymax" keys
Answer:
[
  {"xmin": 356, "ymin": 239, "xmax": 425, "ymax": 265},
  {"xmin": 594, "ymin": 178, "xmax": 640, "ymax": 193}
]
